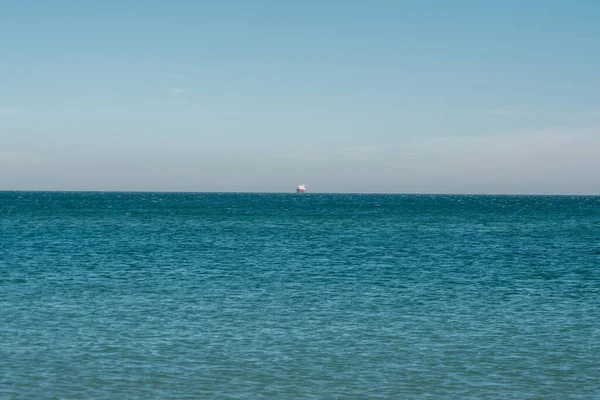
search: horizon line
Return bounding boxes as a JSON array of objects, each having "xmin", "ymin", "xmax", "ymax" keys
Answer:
[{"xmin": 1, "ymin": 189, "xmax": 598, "ymax": 197}]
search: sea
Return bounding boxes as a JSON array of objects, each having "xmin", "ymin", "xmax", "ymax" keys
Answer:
[{"xmin": 1, "ymin": 191, "xmax": 599, "ymax": 399}]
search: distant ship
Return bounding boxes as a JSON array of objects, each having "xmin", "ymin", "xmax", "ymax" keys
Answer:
[{"xmin": 296, "ymin": 184, "xmax": 306, "ymax": 193}]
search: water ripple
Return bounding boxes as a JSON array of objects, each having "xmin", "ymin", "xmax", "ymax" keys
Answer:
[{"xmin": 1, "ymin": 193, "xmax": 599, "ymax": 398}]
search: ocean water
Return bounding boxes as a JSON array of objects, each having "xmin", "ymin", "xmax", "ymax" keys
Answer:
[{"xmin": 1, "ymin": 192, "xmax": 599, "ymax": 399}]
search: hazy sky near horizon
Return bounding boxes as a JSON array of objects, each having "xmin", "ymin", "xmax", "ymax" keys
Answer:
[{"xmin": 1, "ymin": 0, "xmax": 599, "ymax": 193}]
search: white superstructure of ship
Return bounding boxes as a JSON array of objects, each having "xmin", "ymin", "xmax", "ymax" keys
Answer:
[{"xmin": 296, "ymin": 184, "xmax": 306, "ymax": 193}]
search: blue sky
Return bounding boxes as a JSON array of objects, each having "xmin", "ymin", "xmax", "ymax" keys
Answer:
[{"xmin": 1, "ymin": 0, "xmax": 599, "ymax": 193}]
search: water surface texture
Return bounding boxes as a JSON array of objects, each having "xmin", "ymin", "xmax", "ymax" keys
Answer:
[{"xmin": 1, "ymin": 192, "xmax": 599, "ymax": 399}]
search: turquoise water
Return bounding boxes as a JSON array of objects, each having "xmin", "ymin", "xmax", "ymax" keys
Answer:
[{"xmin": 1, "ymin": 192, "xmax": 599, "ymax": 399}]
